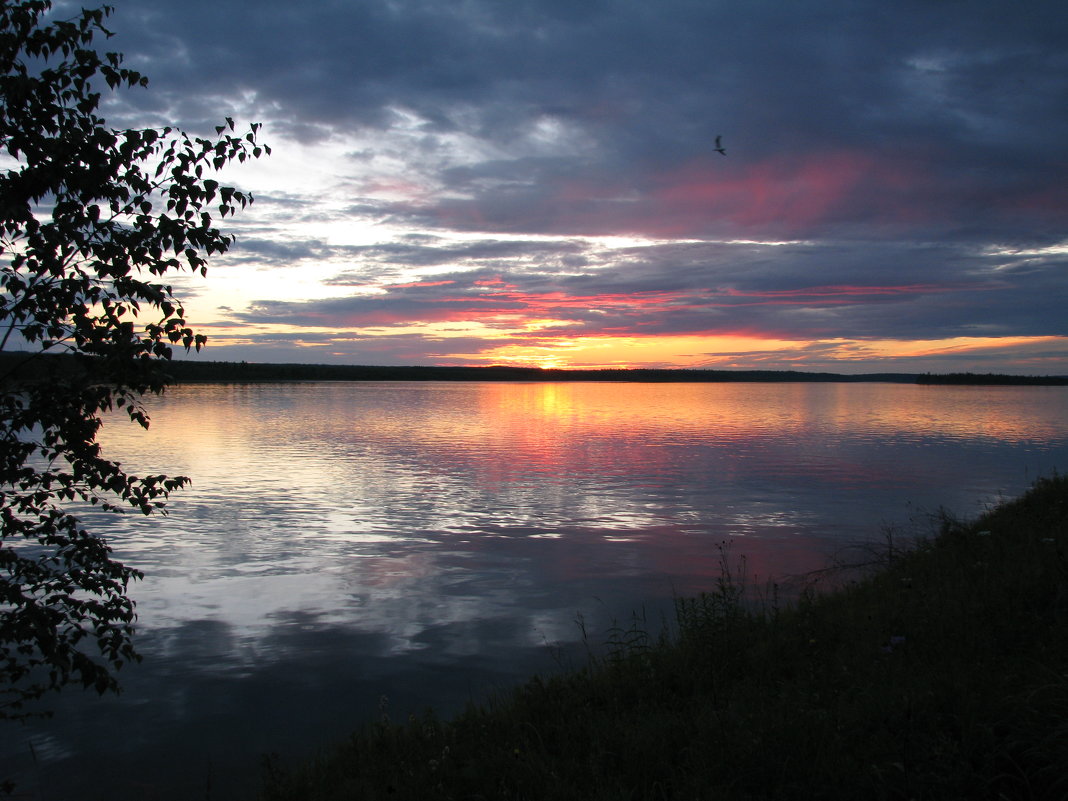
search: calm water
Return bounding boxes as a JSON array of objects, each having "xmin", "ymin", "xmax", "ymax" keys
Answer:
[{"xmin": 4, "ymin": 381, "xmax": 1067, "ymax": 798}]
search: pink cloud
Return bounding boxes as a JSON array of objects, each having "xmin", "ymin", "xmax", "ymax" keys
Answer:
[
  {"xmin": 648, "ymin": 151, "xmax": 924, "ymax": 232},
  {"xmin": 323, "ymin": 279, "xmax": 972, "ymax": 329},
  {"xmin": 537, "ymin": 150, "xmax": 932, "ymax": 237}
]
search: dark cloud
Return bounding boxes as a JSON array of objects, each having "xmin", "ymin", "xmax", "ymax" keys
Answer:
[
  {"xmin": 109, "ymin": 1, "xmax": 1068, "ymax": 159},
  {"xmin": 321, "ymin": 237, "xmax": 589, "ymax": 275},
  {"xmin": 94, "ymin": 0, "xmax": 1068, "ymax": 370}
]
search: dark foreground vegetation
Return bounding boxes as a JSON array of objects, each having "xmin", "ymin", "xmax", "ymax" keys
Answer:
[{"xmin": 261, "ymin": 475, "xmax": 1068, "ymax": 801}]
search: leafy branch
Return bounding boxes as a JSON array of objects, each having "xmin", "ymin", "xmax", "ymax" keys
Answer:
[{"xmin": 0, "ymin": 0, "xmax": 268, "ymax": 720}]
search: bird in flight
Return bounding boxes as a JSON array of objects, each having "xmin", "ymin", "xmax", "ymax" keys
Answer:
[{"xmin": 714, "ymin": 135, "xmax": 726, "ymax": 155}]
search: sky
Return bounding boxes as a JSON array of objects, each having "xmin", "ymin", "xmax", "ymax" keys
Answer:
[{"xmin": 73, "ymin": 0, "xmax": 1068, "ymax": 373}]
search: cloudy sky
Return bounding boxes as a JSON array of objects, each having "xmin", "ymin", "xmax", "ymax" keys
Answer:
[{"xmin": 86, "ymin": 0, "xmax": 1068, "ymax": 373}]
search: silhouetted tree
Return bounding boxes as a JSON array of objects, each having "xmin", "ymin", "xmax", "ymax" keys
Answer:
[{"xmin": 0, "ymin": 0, "xmax": 267, "ymax": 719}]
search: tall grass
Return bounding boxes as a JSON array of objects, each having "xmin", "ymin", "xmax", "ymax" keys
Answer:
[{"xmin": 261, "ymin": 474, "xmax": 1068, "ymax": 800}]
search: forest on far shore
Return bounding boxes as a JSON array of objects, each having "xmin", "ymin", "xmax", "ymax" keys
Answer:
[{"xmin": 1, "ymin": 352, "xmax": 1066, "ymax": 385}]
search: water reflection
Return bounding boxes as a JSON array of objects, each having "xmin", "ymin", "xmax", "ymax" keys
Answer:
[{"xmin": 2, "ymin": 381, "xmax": 1066, "ymax": 798}]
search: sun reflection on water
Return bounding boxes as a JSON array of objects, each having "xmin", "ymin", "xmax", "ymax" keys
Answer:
[
  {"xmin": 17, "ymin": 380, "xmax": 1062, "ymax": 800},
  {"xmin": 85, "ymin": 381, "xmax": 1068, "ymax": 639}
]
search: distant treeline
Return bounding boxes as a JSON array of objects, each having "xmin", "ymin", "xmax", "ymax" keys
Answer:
[
  {"xmin": 161, "ymin": 360, "xmax": 922, "ymax": 384},
  {"xmin": 916, "ymin": 372, "xmax": 1068, "ymax": 386},
  {"xmin": 3, "ymin": 351, "xmax": 1066, "ymax": 385}
]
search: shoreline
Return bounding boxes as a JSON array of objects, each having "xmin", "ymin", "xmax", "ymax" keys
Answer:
[{"xmin": 4, "ymin": 351, "xmax": 1067, "ymax": 385}]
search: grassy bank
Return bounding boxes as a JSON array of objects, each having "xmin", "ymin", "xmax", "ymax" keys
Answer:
[{"xmin": 260, "ymin": 475, "xmax": 1068, "ymax": 801}]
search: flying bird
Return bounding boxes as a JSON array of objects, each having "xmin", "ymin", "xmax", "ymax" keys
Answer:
[{"xmin": 714, "ymin": 135, "xmax": 726, "ymax": 155}]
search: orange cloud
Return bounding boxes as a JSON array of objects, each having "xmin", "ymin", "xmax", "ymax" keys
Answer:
[{"xmin": 442, "ymin": 333, "xmax": 1068, "ymax": 372}]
